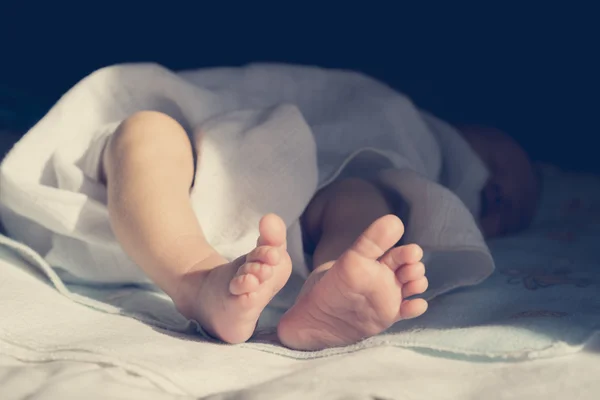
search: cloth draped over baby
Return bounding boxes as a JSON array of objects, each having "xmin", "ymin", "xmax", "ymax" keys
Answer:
[{"xmin": 0, "ymin": 63, "xmax": 494, "ymax": 316}]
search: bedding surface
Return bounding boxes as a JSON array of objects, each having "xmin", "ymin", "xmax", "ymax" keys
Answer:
[
  {"xmin": 1, "ymin": 339, "xmax": 598, "ymax": 400},
  {"xmin": 0, "ymin": 165, "xmax": 598, "ymax": 399}
]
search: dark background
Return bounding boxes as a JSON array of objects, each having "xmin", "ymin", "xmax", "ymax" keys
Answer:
[{"xmin": 1, "ymin": 3, "xmax": 598, "ymax": 172}]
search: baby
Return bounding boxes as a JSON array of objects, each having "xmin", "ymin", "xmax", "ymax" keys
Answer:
[
  {"xmin": 100, "ymin": 111, "xmax": 539, "ymax": 351},
  {"xmin": 459, "ymin": 125, "xmax": 540, "ymax": 238}
]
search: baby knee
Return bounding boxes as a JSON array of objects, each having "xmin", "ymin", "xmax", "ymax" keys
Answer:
[
  {"xmin": 111, "ymin": 111, "xmax": 192, "ymax": 158},
  {"xmin": 116, "ymin": 111, "xmax": 182, "ymax": 140}
]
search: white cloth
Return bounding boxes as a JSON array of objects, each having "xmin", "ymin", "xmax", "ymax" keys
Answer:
[
  {"xmin": 0, "ymin": 240, "xmax": 598, "ymax": 399},
  {"xmin": 0, "ymin": 63, "xmax": 493, "ymax": 309}
]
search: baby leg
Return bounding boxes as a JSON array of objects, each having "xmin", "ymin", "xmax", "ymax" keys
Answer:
[
  {"xmin": 278, "ymin": 178, "xmax": 428, "ymax": 350},
  {"xmin": 102, "ymin": 111, "xmax": 291, "ymax": 343}
]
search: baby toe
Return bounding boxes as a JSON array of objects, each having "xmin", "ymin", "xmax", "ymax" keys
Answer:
[
  {"xmin": 238, "ymin": 260, "xmax": 274, "ymax": 283},
  {"xmin": 229, "ymin": 273, "xmax": 260, "ymax": 295},
  {"xmin": 351, "ymin": 215, "xmax": 405, "ymax": 261},
  {"xmin": 399, "ymin": 298, "xmax": 428, "ymax": 320},
  {"xmin": 246, "ymin": 246, "xmax": 280, "ymax": 265},
  {"xmin": 396, "ymin": 262, "xmax": 425, "ymax": 284},
  {"xmin": 400, "ymin": 244, "xmax": 423, "ymax": 264},
  {"xmin": 254, "ymin": 263, "xmax": 274, "ymax": 283},
  {"xmin": 379, "ymin": 243, "xmax": 423, "ymax": 271},
  {"xmin": 402, "ymin": 277, "xmax": 429, "ymax": 298}
]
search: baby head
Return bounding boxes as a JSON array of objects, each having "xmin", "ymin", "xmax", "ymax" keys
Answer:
[{"xmin": 459, "ymin": 126, "xmax": 540, "ymax": 238}]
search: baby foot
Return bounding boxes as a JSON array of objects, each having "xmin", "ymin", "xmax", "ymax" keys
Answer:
[
  {"xmin": 177, "ymin": 214, "xmax": 292, "ymax": 344},
  {"xmin": 277, "ymin": 215, "xmax": 428, "ymax": 351}
]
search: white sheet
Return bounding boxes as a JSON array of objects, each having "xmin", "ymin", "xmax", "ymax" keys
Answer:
[{"xmin": 2, "ymin": 326, "xmax": 598, "ymax": 400}]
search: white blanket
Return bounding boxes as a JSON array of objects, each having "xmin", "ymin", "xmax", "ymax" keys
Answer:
[{"xmin": 0, "ymin": 63, "xmax": 493, "ymax": 313}]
